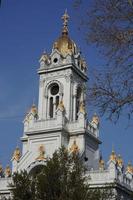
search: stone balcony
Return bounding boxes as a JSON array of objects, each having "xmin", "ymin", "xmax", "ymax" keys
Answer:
[
  {"xmin": 87, "ymin": 167, "xmax": 133, "ymax": 192},
  {"xmin": 0, "ymin": 177, "xmax": 11, "ymax": 197}
]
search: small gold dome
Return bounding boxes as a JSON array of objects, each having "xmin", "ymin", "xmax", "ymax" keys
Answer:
[
  {"xmin": 12, "ymin": 147, "xmax": 21, "ymax": 161},
  {"xmin": 53, "ymin": 10, "xmax": 77, "ymax": 57},
  {"xmin": 99, "ymin": 159, "xmax": 105, "ymax": 170},
  {"xmin": 70, "ymin": 140, "xmax": 79, "ymax": 154},
  {"xmin": 79, "ymin": 101, "xmax": 85, "ymax": 114},
  {"xmin": 5, "ymin": 165, "xmax": 11, "ymax": 177},
  {"xmin": 0, "ymin": 165, "xmax": 3, "ymax": 173},
  {"xmin": 91, "ymin": 113, "xmax": 100, "ymax": 126},
  {"xmin": 126, "ymin": 162, "xmax": 133, "ymax": 174},
  {"xmin": 30, "ymin": 104, "xmax": 38, "ymax": 116},
  {"xmin": 39, "ymin": 52, "xmax": 49, "ymax": 63},
  {"xmin": 24, "ymin": 104, "xmax": 38, "ymax": 121},
  {"xmin": 58, "ymin": 100, "xmax": 65, "ymax": 112},
  {"xmin": 117, "ymin": 154, "xmax": 123, "ymax": 167},
  {"xmin": 36, "ymin": 145, "xmax": 45, "ymax": 161},
  {"xmin": 109, "ymin": 150, "xmax": 117, "ymax": 162}
]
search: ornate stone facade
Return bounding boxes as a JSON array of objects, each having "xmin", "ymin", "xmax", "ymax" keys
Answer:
[{"xmin": 0, "ymin": 11, "xmax": 133, "ymax": 200}]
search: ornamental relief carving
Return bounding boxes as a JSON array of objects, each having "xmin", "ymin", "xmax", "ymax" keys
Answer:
[
  {"xmin": 43, "ymin": 68, "xmax": 73, "ymax": 80},
  {"xmin": 43, "ymin": 70, "xmax": 64, "ymax": 78},
  {"xmin": 65, "ymin": 75, "xmax": 70, "ymax": 82},
  {"xmin": 65, "ymin": 68, "xmax": 71, "ymax": 75},
  {"xmin": 64, "ymin": 69, "xmax": 72, "ymax": 82}
]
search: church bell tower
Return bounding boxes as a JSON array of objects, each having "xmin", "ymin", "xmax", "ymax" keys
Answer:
[
  {"xmin": 38, "ymin": 11, "xmax": 87, "ymax": 122},
  {"xmin": 12, "ymin": 11, "xmax": 101, "ymax": 173}
]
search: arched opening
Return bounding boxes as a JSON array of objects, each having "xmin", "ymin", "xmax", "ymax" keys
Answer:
[
  {"xmin": 48, "ymin": 83, "xmax": 60, "ymax": 118},
  {"xmin": 56, "ymin": 96, "xmax": 59, "ymax": 109},
  {"xmin": 76, "ymin": 87, "xmax": 82, "ymax": 120},
  {"xmin": 49, "ymin": 97, "xmax": 53, "ymax": 118},
  {"xmin": 29, "ymin": 165, "xmax": 44, "ymax": 177}
]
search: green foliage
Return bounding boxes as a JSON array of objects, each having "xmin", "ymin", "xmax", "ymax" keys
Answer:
[
  {"xmin": 9, "ymin": 170, "xmax": 35, "ymax": 200},
  {"xmin": 35, "ymin": 147, "xmax": 88, "ymax": 200},
  {"xmin": 9, "ymin": 147, "xmax": 114, "ymax": 200}
]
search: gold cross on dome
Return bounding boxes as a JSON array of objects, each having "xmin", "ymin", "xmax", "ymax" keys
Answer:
[{"xmin": 61, "ymin": 9, "xmax": 69, "ymax": 27}]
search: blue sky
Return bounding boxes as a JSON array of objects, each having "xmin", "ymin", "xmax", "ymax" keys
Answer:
[{"xmin": 0, "ymin": 0, "xmax": 132, "ymax": 169}]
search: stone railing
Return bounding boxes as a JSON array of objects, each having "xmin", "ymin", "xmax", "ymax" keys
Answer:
[
  {"xmin": 0, "ymin": 177, "xmax": 12, "ymax": 192},
  {"xmin": 87, "ymin": 122, "xmax": 99, "ymax": 138},
  {"xmin": 86, "ymin": 168, "xmax": 133, "ymax": 191},
  {"xmin": 66, "ymin": 121, "xmax": 85, "ymax": 133},
  {"xmin": 25, "ymin": 117, "xmax": 63, "ymax": 133}
]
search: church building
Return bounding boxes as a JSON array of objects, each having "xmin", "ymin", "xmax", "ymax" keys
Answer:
[{"xmin": 0, "ymin": 11, "xmax": 133, "ymax": 200}]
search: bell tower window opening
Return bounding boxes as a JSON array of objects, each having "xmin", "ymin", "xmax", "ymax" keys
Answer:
[
  {"xmin": 56, "ymin": 96, "xmax": 59, "ymax": 109},
  {"xmin": 49, "ymin": 97, "xmax": 54, "ymax": 118},
  {"xmin": 76, "ymin": 87, "xmax": 82, "ymax": 120},
  {"xmin": 51, "ymin": 84, "xmax": 59, "ymax": 95},
  {"xmin": 48, "ymin": 83, "xmax": 60, "ymax": 118},
  {"xmin": 29, "ymin": 165, "xmax": 44, "ymax": 178}
]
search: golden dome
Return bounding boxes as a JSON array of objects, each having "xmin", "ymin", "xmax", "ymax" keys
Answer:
[
  {"xmin": 0, "ymin": 165, "xmax": 3, "ymax": 173},
  {"xmin": 36, "ymin": 145, "xmax": 45, "ymax": 161},
  {"xmin": 70, "ymin": 140, "xmax": 79, "ymax": 154},
  {"xmin": 126, "ymin": 161, "xmax": 133, "ymax": 174},
  {"xmin": 99, "ymin": 159, "xmax": 105, "ymax": 170},
  {"xmin": 12, "ymin": 147, "xmax": 21, "ymax": 161},
  {"xmin": 39, "ymin": 52, "xmax": 49, "ymax": 63},
  {"xmin": 91, "ymin": 113, "xmax": 100, "ymax": 126},
  {"xmin": 24, "ymin": 104, "xmax": 38, "ymax": 121},
  {"xmin": 53, "ymin": 10, "xmax": 76, "ymax": 57},
  {"xmin": 109, "ymin": 150, "xmax": 117, "ymax": 162},
  {"xmin": 54, "ymin": 36, "xmax": 76, "ymax": 57},
  {"xmin": 79, "ymin": 101, "xmax": 85, "ymax": 114},
  {"xmin": 117, "ymin": 154, "xmax": 123, "ymax": 167},
  {"xmin": 30, "ymin": 104, "xmax": 37, "ymax": 115},
  {"xmin": 5, "ymin": 165, "xmax": 11, "ymax": 177},
  {"xmin": 58, "ymin": 100, "xmax": 65, "ymax": 112}
]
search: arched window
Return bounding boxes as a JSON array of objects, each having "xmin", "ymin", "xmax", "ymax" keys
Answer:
[
  {"xmin": 48, "ymin": 83, "xmax": 60, "ymax": 118},
  {"xmin": 29, "ymin": 165, "xmax": 44, "ymax": 177},
  {"xmin": 76, "ymin": 87, "xmax": 82, "ymax": 120},
  {"xmin": 49, "ymin": 97, "xmax": 53, "ymax": 118},
  {"xmin": 56, "ymin": 96, "xmax": 59, "ymax": 109}
]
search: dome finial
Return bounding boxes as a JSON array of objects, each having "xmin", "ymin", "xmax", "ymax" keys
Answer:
[
  {"xmin": 109, "ymin": 145, "xmax": 117, "ymax": 162},
  {"xmin": 61, "ymin": 9, "xmax": 69, "ymax": 35},
  {"xmin": 99, "ymin": 152, "xmax": 105, "ymax": 170}
]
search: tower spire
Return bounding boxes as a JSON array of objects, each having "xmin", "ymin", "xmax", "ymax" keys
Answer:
[{"xmin": 61, "ymin": 9, "xmax": 69, "ymax": 35}]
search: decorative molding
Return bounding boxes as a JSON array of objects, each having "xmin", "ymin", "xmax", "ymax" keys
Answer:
[
  {"xmin": 44, "ymin": 80, "xmax": 64, "ymax": 96},
  {"xmin": 27, "ymin": 160, "xmax": 46, "ymax": 173}
]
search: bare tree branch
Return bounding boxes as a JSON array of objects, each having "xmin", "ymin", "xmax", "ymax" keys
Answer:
[{"xmin": 75, "ymin": 0, "xmax": 133, "ymax": 123}]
